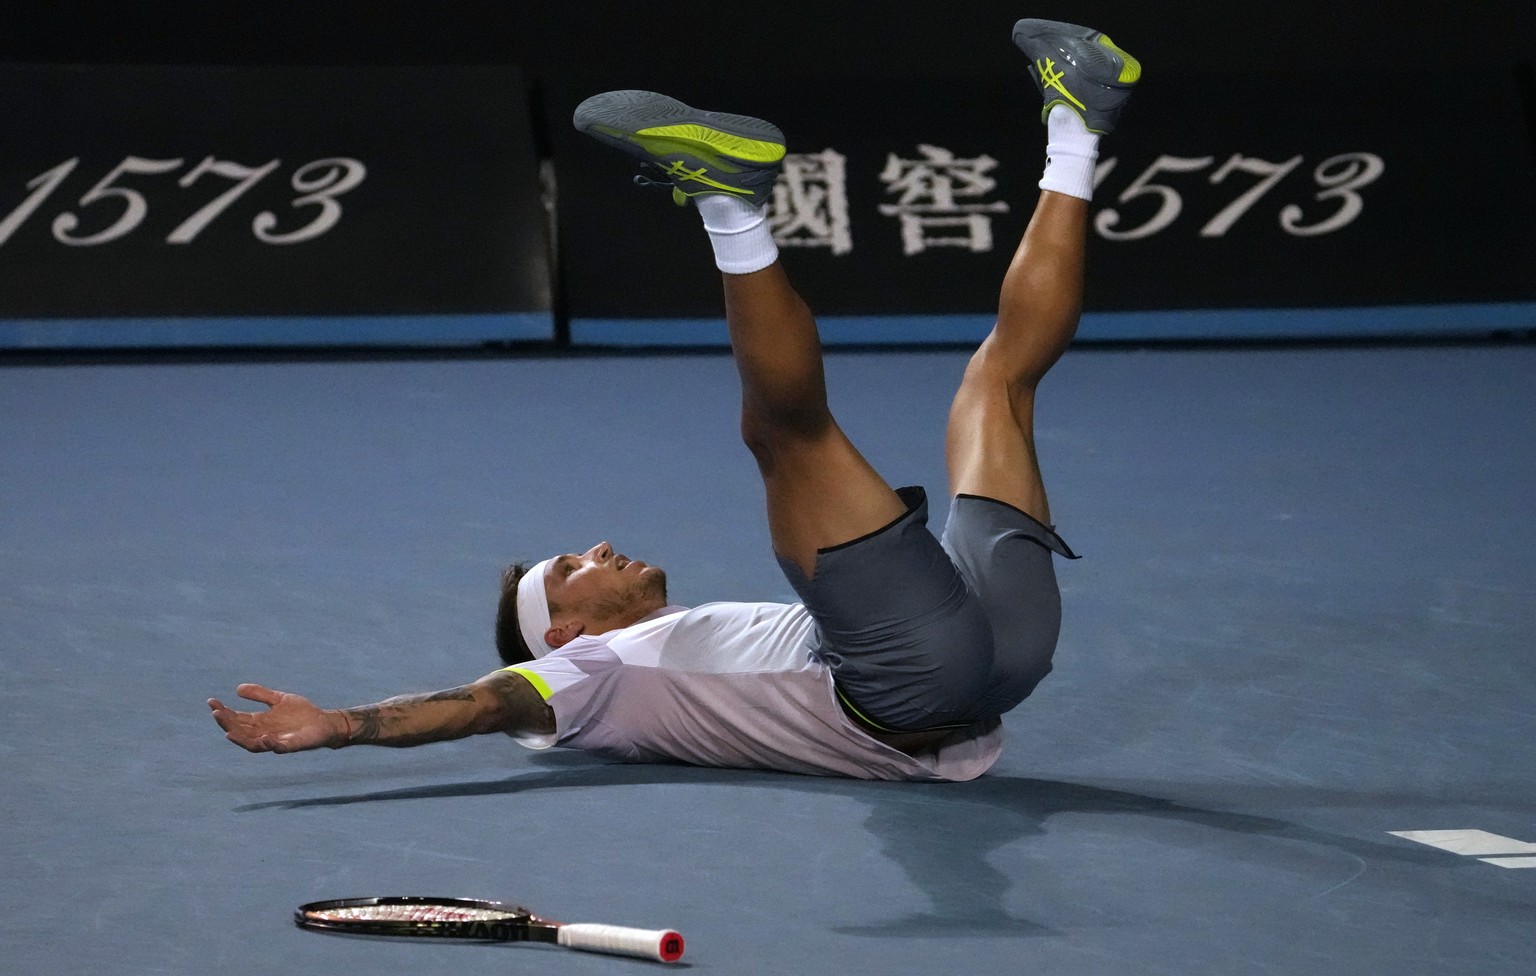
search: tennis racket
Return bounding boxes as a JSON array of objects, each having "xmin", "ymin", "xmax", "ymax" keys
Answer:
[{"xmin": 295, "ymin": 896, "xmax": 684, "ymax": 963}]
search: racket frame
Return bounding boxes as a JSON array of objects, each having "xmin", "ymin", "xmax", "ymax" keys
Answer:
[
  {"xmin": 294, "ymin": 896, "xmax": 684, "ymax": 962},
  {"xmin": 296, "ymin": 896, "xmax": 551, "ymax": 942}
]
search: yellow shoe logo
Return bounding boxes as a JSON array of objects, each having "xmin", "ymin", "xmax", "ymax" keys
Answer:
[
  {"xmin": 1036, "ymin": 57, "xmax": 1087, "ymax": 111},
  {"xmin": 656, "ymin": 160, "xmax": 749, "ymax": 196}
]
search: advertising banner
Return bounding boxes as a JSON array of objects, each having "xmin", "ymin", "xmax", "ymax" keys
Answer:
[
  {"xmin": 0, "ymin": 65, "xmax": 553, "ymax": 347},
  {"xmin": 548, "ymin": 70, "xmax": 1536, "ymax": 344}
]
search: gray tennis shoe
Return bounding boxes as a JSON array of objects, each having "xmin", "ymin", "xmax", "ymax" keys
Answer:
[
  {"xmin": 573, "ymin": 90, "xmax": 787, "ymax": 207},
  {"xmin": 1012, "ymin": 19, "xmax": 1141, "ymax": 135}
]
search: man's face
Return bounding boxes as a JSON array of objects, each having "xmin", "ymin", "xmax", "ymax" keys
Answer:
[{"xmin": 543, "ymin": 541, "xmax": 667, "ymax": 634}]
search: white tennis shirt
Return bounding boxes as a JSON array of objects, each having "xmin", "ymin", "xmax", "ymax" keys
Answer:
[{"xmin": 501, "ymin": 602, "xmax": 1002, "ymax": 781}]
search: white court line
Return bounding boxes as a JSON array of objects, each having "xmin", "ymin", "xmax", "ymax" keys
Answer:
[
  {"xmin": 1388, "ymin": 830, "xmax": 1536, "ymax": 856},
  {"xmin": 1478, "ymin": 856, "xmax": 1536, "ymax": 869}
]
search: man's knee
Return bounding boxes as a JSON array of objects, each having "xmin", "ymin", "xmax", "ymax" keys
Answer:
[
  {"xmin": 951, "ymin": 355, "xmax": 1036, "ymax": 438},
  {"xmin": 739, "ymin": 404, "xmax": 835, "ymax": 465},
  {"xmin": 964, "ymin": 339, "xmax": 1041, "ymax": 396}
]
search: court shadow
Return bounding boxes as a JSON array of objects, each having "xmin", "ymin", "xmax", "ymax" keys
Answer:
[{"xmin": 234, "ymin": 755, "xmax": 1463, "ymax": 939}]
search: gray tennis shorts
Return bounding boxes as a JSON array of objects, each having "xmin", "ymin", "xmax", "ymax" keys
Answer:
[{"xmin": 776, "ymin": 486, "xmax": 1078, "ymax": 732}]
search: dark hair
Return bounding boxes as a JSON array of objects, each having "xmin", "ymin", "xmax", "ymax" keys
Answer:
[{"xmin": 495, "ymin": 562, "xmax": 541, "ymax": 666}]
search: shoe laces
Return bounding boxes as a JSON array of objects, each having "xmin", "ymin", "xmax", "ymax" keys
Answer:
[
  {"xmin": 632, "ymin": 162, "xmax": 672, "ymax": 191},
  {"xmin": 632, "ymin": 164, "xmax": 692, "ymax": 206}
]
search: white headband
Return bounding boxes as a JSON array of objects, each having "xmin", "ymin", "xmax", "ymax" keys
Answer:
[{"xmin": 515, "ymin": 559, "xmax": 555, "ymax": 658}]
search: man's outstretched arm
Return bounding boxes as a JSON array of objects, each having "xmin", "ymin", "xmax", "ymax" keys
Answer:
[{"xmin": 207, "ymin": 671, "xmax": 555, "ymax": 754}]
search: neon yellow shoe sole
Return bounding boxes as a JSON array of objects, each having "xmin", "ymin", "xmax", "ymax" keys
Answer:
[{"xmin": 573, "ymin": 90, "xmax": 786, "ymax": 206}]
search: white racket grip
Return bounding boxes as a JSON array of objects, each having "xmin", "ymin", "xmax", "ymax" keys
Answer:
[{"xmin": 557, "ymin": 923, "xmax": 685, "ymax": 962}]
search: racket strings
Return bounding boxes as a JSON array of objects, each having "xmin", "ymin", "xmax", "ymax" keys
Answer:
[{"xmin": 307, "ymin": 904, "xmax": 523, "ymax": 923}]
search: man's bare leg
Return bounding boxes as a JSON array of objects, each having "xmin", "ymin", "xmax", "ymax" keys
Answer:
[
  {"xmin": 949, "ymin": 20, "xmax": 1140, "ymax": 523},
  {"xmin": 570, "ymin": 91, "xmax": 905, "ymax": 578},
  {"xmin": 946, "ymin": 190, "xmax": 1086, "ymax": 524},
  {"xmin": 723, "ymin": 264, "xmax": 906, "ymax": 577}
]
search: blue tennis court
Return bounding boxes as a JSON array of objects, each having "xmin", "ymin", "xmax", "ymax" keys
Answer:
[{"xmin": 3, "ymin": 336, "xmax": 1532, "ymax": 974}]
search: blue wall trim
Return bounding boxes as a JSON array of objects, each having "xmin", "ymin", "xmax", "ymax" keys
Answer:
[
  {"xmin": 572, "ymin": 303, "xmax": 1536, "ymax": 347},
  {"xmin": 0, "ymin": 313, "xmax": 554, "ymax": 350},
  {"xmin": 5, "ymin": 304, "xmax": 1532, "ymax": 351}
]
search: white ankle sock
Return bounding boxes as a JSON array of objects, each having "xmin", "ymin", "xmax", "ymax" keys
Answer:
[
  {"xmin": 695, "ymin": 194, "xmax": 779, "ymax": 275},
  {"xmin": 1038, "ymin": 105, "xmax": 1100, "ymax": 201}
]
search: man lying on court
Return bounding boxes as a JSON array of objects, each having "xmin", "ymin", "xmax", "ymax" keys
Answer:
[{"xmin": 209, "ymin": 19, "xmax": 1139, "ymax": 782}]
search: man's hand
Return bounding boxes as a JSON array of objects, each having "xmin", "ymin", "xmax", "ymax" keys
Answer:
[{"xmin": 207, "ymin": 683, "xmax": 347, "ymax": 753}]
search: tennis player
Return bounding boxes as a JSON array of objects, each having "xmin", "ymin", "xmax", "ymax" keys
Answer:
[{"xmin": 210, "ymin": 19, "xmax": 1140, "ymax": 781}]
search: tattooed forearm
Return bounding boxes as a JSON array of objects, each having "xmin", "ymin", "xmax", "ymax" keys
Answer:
[
  {"xmin": 344, "ymin": 706, "xmax": 384, "ymax": 744},
  {"xmin": 401, "ymin": 687, "xmax": 478, "ymax": 705},
  {"xmin": 337, "ymin": 685, "xmax": 483, "ymax": 747}
]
